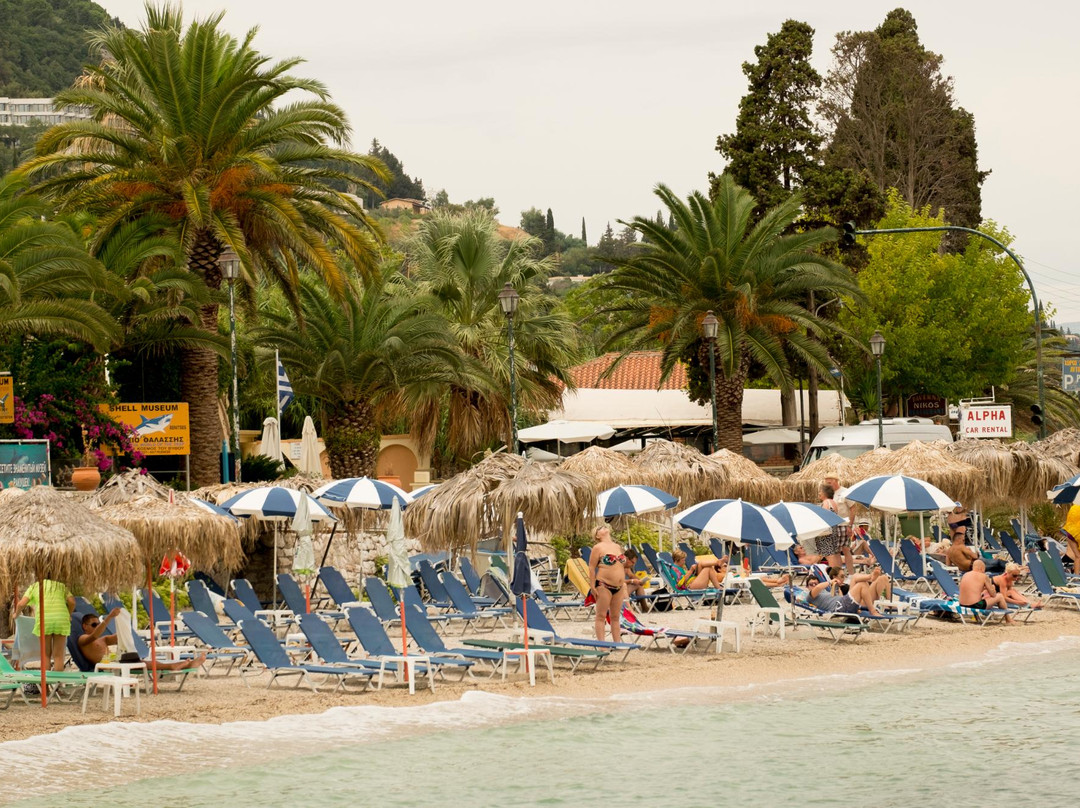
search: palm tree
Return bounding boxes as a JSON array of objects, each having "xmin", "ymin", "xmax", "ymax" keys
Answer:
[
  {"xmin": 19, "ymin": 5, "xmax": 387, "ymax": 485},
  {"xmin": 406, "ymin": 210, "xmax": 579, "ymax": 465},
  {"xmin": 254, "ymin": 270, "xmax": 464, "ymax": 477},
  {"xmin": 0, "ymin": 176, "xmax": 117, "ymax": 349},
  {"xmin": 597, "ymin": 175, "xmax": 861, "ymax": 453}
]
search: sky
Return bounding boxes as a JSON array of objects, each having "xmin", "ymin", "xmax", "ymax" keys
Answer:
[{"xmin": 98, "ymin": 0, "xmax": 1080, "ymax": 322}]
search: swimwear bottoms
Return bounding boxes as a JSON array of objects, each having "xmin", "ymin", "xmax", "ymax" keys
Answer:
[
  {"xmin": 594, "ymin": 580, "xmax": 624, "ymax": 595},
  {"xmin": 960, "ymin": 599, "xmax": 988, "ymax": 610}
]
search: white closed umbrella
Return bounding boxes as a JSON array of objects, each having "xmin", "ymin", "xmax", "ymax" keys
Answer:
[
  {"xmin": 259, "ymin": 416, "xmax": 282, "ymax": 463},
  {"xmin": 299, "ymin": 416, "xmax": 322, "ymax": 476},
  {"xmin": 386, "ymin": 499, "xmax": 413, "ymax": 661},
  {"xmin": 292, "ymin": 492, "xmax": 316, "ymax": 612}
]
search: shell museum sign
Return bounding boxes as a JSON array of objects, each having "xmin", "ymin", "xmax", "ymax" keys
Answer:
[
  {"xmin": 102, "ymin": 402, "xmax": 190, "ymax": 456},
  {"xmin": 958, "ymin": 404, "xmax": 1012, "ymax": 439}
]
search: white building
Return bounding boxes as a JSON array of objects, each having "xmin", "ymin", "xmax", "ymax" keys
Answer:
[{"xmin": 0, "ymin": 97, "xmax": 92, "ymax": 127}]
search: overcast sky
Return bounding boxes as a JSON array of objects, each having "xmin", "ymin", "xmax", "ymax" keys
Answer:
[{"xmin": 100, "ymin": 0, "xmax": 1080, "ymax": 322}]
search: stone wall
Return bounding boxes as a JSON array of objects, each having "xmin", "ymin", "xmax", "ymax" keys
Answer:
[{"xmin": 216, "ymin": 526, "xmax": 423, "ymax": 600}]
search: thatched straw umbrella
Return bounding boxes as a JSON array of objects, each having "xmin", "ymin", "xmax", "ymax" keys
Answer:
[
  {"xmin": 0, "ymin": 487, "xmax": 141, "ymax": 707},
  {"xmin": 1033, "ymin": 428, "xmax": 1080, "ymax": 467},
  {"xmin": 489, "ymin": 461, "xmax": 596, "ymax": 544},
  {"xmin": 783, "ymin": 453, "xmax": 861, "ymax": 502},
  {"xmin": 849, "ymin": 441, "xmax": 985, "ymax": 506},
  {"xmin": 631, "ymin": 440, "xmax": 731, "ymax": 504},
  {"xmin": 90, "ymin": 468, "xmax": 173, "ymax": 507},
  {"xmin": 404, "ymin": 452, "xmax": 527, "ymax": 553},
  {"xmin": 560, "ymin": 446, "xmax": 642, "ymax": 490},
  {"xmin": 1004, "ymin": 442, "xmax": 1077, "ymax": 507},
  {"xmin": 91, "ymin": 494, "xmax": 245, "ymax": 691},
  {"xmin": 708, "ymin": 449, "xmax": 783, "ymax": 505}
]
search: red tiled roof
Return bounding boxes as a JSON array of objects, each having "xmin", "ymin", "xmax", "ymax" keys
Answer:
[{"xmin": 568, "ymin": 352, "xmax": 687, "ymax": 391}]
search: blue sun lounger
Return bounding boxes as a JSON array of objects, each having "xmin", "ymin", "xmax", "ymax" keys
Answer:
[
  {"xmin": 438, "ymin": 572, "xmax": 511, "ymax": 631},
  {"xmin": 458, "ymin": 557, "xmax": 484, "ymax": 596},
  {"xmin": 401, "ymin": 603, "xmax": 504, "ymax": 674},
  {"xmin": 297, "ymin": 613, "xmax": 433, "ymax": 691},
  {"xmin": 317, "ymin": 566, "xmax": 363, "ymax": 608},
  {"xmin": 180, "ymin": 610, "xmax": 249, "ymax": 675},
  {"xmin": 344, "ymin": 605, "xmax": 475, "ymax": 681},
  {"xmin": 1044, "ymin": 543, "xmax": 1080, "ymax": 584},
  {"xmin": 277, "ymin": 574, "xmax": 345, "ymax": 622},
  {"xmin": 237, "ymin": 617, "xmax": 374, "ymax": 692},
  {"xmin": 185, "ymin": 580, "xmax": 233, "ymax": 629},
  {"xmin": 516, "ymin": 598, "xmax": 640, "ymax": 662},
  {"xmin": 869, "ymin": 539, "xmax": 929, "ymax": 591},
  {"xmin": 1027, "ymin": 553, "xmax": 1080, "ymax": 611}
]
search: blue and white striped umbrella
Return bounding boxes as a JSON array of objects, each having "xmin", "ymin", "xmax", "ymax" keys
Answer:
[
  {"xmin": 222, "ymin": 486, "xmax": 336, "ymax": 522},
  {"xmin": 766, "ymin": 501, "xmax": 846, "ymax": 540},
  {"xmin": 410, "ymin": 484, "xmax": 440, "ymax": 500},
  {"xmin": 674, "ymin": 498, "xmax": 793, "ymax": 549},
  {"xmin": 1048, "ymin": 473, "xmax": 1080, "ymax": 504},
  {"xmin": 189, "ymin": 498, "xmax": 241, "ymax": 522},
  {"xmin": 844, "ymin": 475, "xmax": 954, "ymax": 514},
  {"xmin": 596, "ymin": 485, "xmax": 679, "ymax": 518},
  {"xmin": 312, "ymin": 477, "xmax": 413, "ymax": 510}
]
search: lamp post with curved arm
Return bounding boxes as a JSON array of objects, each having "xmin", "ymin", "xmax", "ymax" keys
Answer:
[
  {"xmin": 702, "ymin": 310, "xmax": 719, "ymax": 452},
  {"xmin": 498, "ymin": 283, "xmax": 521, "ymax": 455}
]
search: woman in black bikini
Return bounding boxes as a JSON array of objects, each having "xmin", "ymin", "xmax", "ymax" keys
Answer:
[{"xmin": 588, "ymin": 525, "xmax": 627, "ymax": 642}]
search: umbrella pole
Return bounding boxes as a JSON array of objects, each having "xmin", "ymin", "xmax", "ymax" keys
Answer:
[
  {"xmin": 147, "ymin": 564, "xmax": 158, "ymax": 695},
  {"xmin": 920, "ymin": 513, "xmax": 927, "ymax": 577},
  {"xmin": 400, "ymin": 598, "xmax": 408, "ymax": 675},
  {"xmin": 522, "ymin": 594, "xmax": 529, "ymax": 662},
  {"xmin": 311, "ymin": 524, "xmax": 338, "ymax": 599},
  {"xmin": 170, "ymin": 576, "xmax": 176, "ymax": 648},
  {"xmin": 273, "ymin": 523, "xmax": 279, "ymax": 610},
  {"xmin": 38, "ymin": 577, "xmax": 46, "ymax": 708}
]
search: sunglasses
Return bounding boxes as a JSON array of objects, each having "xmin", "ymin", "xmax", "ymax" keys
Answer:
[{"xmin": 88, "ymin": 621, "xmax": 100, "ymax": 628}]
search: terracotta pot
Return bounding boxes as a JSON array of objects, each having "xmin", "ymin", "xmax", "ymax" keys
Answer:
[
  {"xmin": 71, "ymin": 466, "xmax": 101, "ymax": 492},
  {"xmin": 377, "ymin": 475, "xmax": 402, "ymax": 489}
]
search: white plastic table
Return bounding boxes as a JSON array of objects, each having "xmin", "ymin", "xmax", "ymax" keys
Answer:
[
  {"xmin": 83, "ymin": 674, "xmax": 141, "ymax": 716},
  {"xmin": 378, "ymin": 655, "xmax": 433, "ymax": 694},
  {"xmin": 500, "ymin": 648, "xmax": 553, "ymax": 686},
  {"xmin": 693, "ymin": 619, "xmax": 742, "ymax": 654},
  {"xmin": 94, "ymin": 660, "xmax": 148, "ymax": 693}
]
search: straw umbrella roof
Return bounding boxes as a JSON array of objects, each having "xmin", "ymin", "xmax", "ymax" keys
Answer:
[
  {"xmin": 1033, "ymin": 428, "xmax": 1080, "ymax": 467},
  {"xmin": 783, "ymin": 453, "xmax": 861, "ymax": 501},
  {"xmin": 90, "ymin": 468, "xmax": 173, "ymax": 507},
  {"xmin": 404, "ymin": 452, "xmax": 527, "ymax": 552},
  {"xmin": 631, "ymin": 440, "xmax": 731, "ymax": 504},
  {"xmin": 559, "ymin": 446, "xmax": 642, "ymax": 491},
  {"xmin": 948, "ymin": 438, "xmax": 1078, "ymax": 507},
  {"xmin": 708, "ymin": 449, "xmax": 783, "ymax": 505},
  {"xmin": 0, "ymin": 486, "xmax": 142, "ymax": 598},
  {"xmin": 848, "ymin": 441, "xmax": 985, "ymax": 505},
  {"xmin": 488, "ymin": 460, "xmax": 596, "ymax": 540},
  {"xmin": 91, "ymin": 494, "xmax": 245, "ymax": 573}
]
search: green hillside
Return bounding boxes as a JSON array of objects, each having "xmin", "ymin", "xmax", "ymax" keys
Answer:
[{"xmin": 0, "ymin": 0, "xmax": 117, "ymax": 97}]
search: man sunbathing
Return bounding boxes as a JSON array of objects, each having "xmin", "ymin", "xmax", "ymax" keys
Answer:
[
  {"xmin": 958, "ymin": 560, "xmax": 1013, "ymax": 624},
  {"xmin": 78, "ymin": 610, "xmax": 207, "ymax": 669}
]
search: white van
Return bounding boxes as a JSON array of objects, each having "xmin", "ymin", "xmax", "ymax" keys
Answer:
[{"xmin": 800, "ymin": 418, "xmax": 953, "ymax": 468}]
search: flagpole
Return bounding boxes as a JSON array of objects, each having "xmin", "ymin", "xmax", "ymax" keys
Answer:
[{"xmin": 275, "ymin": 348, "xmax": 282, "ymax": 444}]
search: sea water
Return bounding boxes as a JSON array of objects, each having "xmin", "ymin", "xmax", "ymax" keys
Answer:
[{"xmin": 3, "ymin": 636, "xmax": 1078, "ymax": 807}]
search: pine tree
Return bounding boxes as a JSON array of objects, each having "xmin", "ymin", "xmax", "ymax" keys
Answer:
[{"xmin": 712, "ymin": 19, "xmax": 822, "ymax": 215}]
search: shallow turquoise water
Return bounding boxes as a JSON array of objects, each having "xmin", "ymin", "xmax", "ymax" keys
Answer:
[{"xmin": 4, "ymin": 636, "xmax": 1077, "ymax": 807}]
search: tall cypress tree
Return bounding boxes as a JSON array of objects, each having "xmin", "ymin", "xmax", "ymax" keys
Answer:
[
  {"xmin": 712, "ymin": 19, "xmax": 822, "ymax": 216},
  {"xmin": 581, "ymin": 217, "xmax": 587, "ymax": 245}
]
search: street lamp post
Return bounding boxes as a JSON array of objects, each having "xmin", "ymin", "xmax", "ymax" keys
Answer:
[
  {"xmin": 870, "ymin": 330, "xmax": 885, "ymax": 449},
  {"xmin": 220, "ymin": 248, "xmax": 242, "ymax": 483},
  {"xmin": 498, "ymin": 283, "xmax": 521, "ymax": 455},
  {"xmin": 848, "ymin": 223, "xmax": 1046, "ymax": 438},
  {"xmin": 702, "ymin": 310, "xmax": 719, "ymax": 453}
]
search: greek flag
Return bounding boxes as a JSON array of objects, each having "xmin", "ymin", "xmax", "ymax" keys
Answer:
[{"xmin": 277, "ymin": 353, "xmax": 295, "ymax": 412}]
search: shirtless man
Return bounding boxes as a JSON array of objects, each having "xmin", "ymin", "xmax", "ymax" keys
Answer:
[
  {"xmin": 957, "ymin": 560, "xmax": 1013, "ymax": 623},
  {"xmin": 78, "ymin": 610, "xmax": 207, "ymax": 669},
  {"xmin": 825, "ymin": 476, "xmax": 856, "ymax": 574},
  {"xmin": 946, "ymin": 532, "xmax": 1006, "ymax": 574}
]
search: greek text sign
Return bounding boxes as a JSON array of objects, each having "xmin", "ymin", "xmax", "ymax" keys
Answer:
[
  {"xmin": 0, "ymin": 440, "xmax": 50, "ymax": 488},
  {"xmin": 102, "ymin": 402, "xmax": 190, "ymax": 456}
]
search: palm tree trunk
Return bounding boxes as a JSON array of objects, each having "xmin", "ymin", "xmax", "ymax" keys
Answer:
[
  {"xmin": 324, "ymin": 399, "xmax": 380, "ymax": 478},
  {"xmin": 713, "ymin": 360, "xmax": 749, "ymax": 454},
  {"xmin": 180, "ymin": 230, "xmax": 224, "ymax": 488}
]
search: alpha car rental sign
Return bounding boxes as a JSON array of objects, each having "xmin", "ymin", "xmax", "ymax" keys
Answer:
[{"xmin": 959, "ymin": 404, "xmax": 1013, "ymax": 438}]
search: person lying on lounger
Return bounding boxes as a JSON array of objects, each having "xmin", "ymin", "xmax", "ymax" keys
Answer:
[
  {"xmin": 809, "ymin": 566, "xmax": 892, "ymax": 618},
  {"xmin": 78, "ymin": 610, "xmax": 207, "ymax": 670},
  {"xmin": 958, "ymin": 560, "xmax": 1013, "ymax": 624},
  {"xmin": 671, "ymin": 550, "xmax": 727, "ymax": 590}
]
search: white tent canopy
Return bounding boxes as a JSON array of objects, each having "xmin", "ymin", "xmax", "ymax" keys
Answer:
[{"xmin": 517, "ymin": 419, "xmax": 615, "ymax": 444}]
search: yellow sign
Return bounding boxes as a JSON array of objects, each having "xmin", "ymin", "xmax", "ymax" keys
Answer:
[
  {"xmin": 102, "ymin": 402, "xmax": 190, "ymax": 456},
  {"xmin": 0, "ymin": 375, "xmax": 12, "ymax": 424}
]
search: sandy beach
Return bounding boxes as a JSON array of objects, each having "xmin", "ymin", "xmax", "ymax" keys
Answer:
[{"xmin": 4, "ymin": 601, "xmax": 1078, "ymax": 746}]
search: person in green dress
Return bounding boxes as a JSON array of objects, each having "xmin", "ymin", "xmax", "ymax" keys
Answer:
[{"xmin": 14, "ymin": 579, "xmax": 75, "ymax": 671}]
